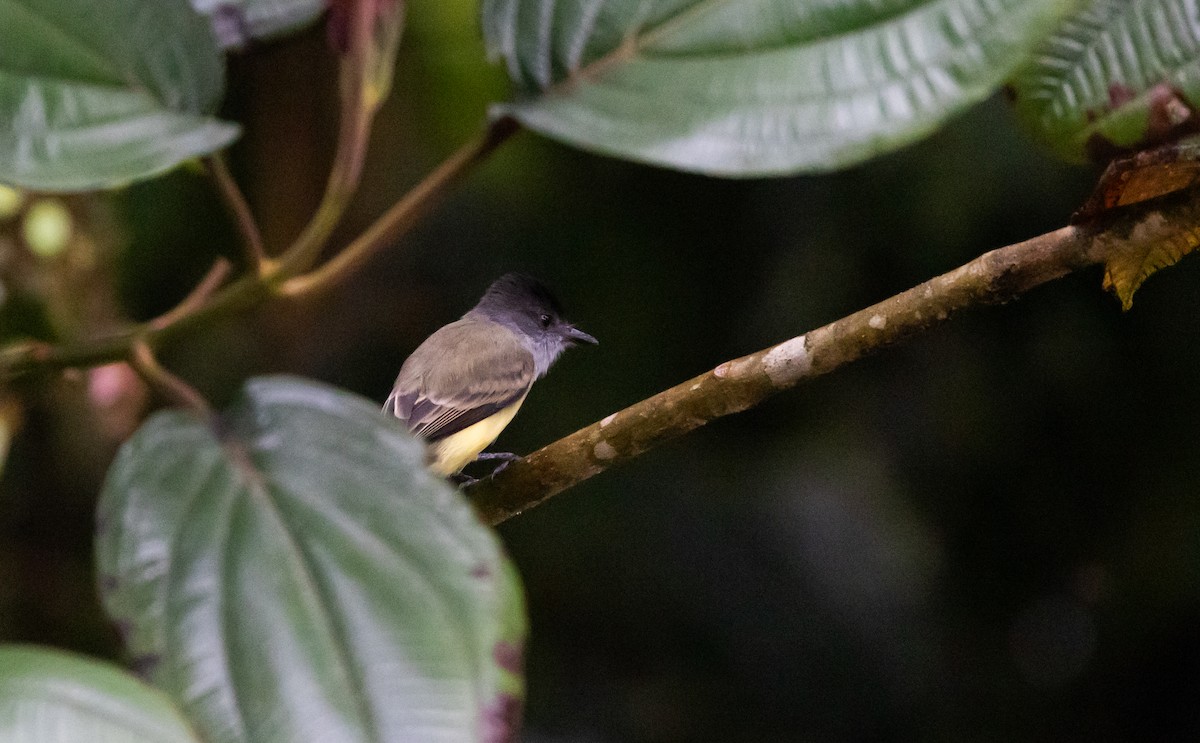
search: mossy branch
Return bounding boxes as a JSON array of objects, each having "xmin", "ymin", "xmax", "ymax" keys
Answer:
[{"xmin": 466, "ymin": 189, "xmax": 1200, "ymax": 525}]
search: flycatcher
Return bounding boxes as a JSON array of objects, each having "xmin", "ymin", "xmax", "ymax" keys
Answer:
[{"xmin": 384, "ymin": 273, "xmax": 598, "ymax": 476}]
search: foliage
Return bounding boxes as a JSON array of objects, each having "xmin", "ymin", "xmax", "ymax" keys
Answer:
[
  {"xmin": 0, "ymin": 0, "xmax": 238, "ymax": 191},
  {"xmin": 2, "ymin": 0, "xmax": 1200, "ymax": 741},
  {"xmin": 0, "ymin": 645, "xmax": 201, "ymax": 743},
  {"xmin": 96, "ymin": 376, "xmax": 524, "ymax": 743},
  {"xmin": 483, "ymin": 0, "xmax": 1078, "ymax": 175},
  {"xmin": 1010, "ymin": 0, "xmax": 1200, "ymax": 163}
]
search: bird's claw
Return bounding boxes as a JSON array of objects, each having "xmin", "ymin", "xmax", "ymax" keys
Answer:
[
  {"xmin": 475, "ymin": 452, "xmax": 521, "ymax": 462},
  {"xmin": 475, "ymin": 451, "xmax": 521, "ymax": 478}
]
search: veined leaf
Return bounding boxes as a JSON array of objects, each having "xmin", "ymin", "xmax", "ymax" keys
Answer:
[
  {"xmin": 0, "ymin": 0, "xmax": 239, "ymax": 191},
  {"xmin": 1010, "ymin": 0, "xmax": 1200, "ymax": 163},
  {"xmin": 0, "ymin": 645, "xmax": 200, "ymax": 743},
  {"xmin": 97, "ymin": 376, "xmax": 526, "ymax": 743},
  {"xmin": 483, "ymin": 0, "xmax": 1078, "ymax": 176}
]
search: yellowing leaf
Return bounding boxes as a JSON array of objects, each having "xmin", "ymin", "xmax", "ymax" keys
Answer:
[{"xmin": 1102, "ymin": 215, "xmax": 1200, "ymax": 310}]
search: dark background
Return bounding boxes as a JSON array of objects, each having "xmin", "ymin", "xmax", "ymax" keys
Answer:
[{"xmin": 3, "ymin": 3, "xmax": 1200, "ymax": 741}]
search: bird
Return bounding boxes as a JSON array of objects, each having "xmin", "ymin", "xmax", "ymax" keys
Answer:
[{"xmin": 384, "ymin": 273, "xmax": 597, "ymax": 477}]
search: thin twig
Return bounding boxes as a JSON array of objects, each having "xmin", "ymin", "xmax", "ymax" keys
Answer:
[
  {"xmin": 147, "ymin": 258, "xmax": 234, "ymax": 332},
  {"xmin": 466, "ymin": 191, "xmax": 1200, "ymax": 525},
  {"xmin": 270, "ymin": 0, "xmax": 380, "ymax": 279},
  {"xmin": 128, "ymin": 340, "xmax": 212, "ymax": 417},
  {"xmin": 278, "ymin": 117, "xmax": 521, "ymax": 297},
  {"xmin": 204, "ymin": 155, "xmax": 268, "ymax": 269},
  {"xmin": 1, "ymin": 272, "xmax": 272, "ymax": 379},
  {"xmin": 0, "ymin": 121, "xmax": 515, "ymax": 378},
  {"xmin": 0, "ymin": 116, "xmax": 515, "ymax": 381}
]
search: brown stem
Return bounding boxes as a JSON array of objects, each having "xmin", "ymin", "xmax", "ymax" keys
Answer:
[
  {"xmin": 147, "ymin": 258, "xmax": 233, "ymax": 332},
  {"xmin": 204, "ymin": 155, "xmax": 267, "ymax": 268},
  {"xmin": 128, "ymin": 340, "xmax": 212, "ymax": 417},
  {"xmin": 0, "ymin": 272, "xmax": 271, "ymax": 379},
  {"xmin": 278, "ymin": 117, "xmax": 521, "ymax": 297},
  {"xmin": 271, "ymin": 0, "xmax": 381, "ymax": 279},
  {"xmin": 466, "ymin": 192, "xmax": 1200, "ymax": 525},
  {"xmin": 0, "ymin": 116, "xmax": 515, "ymax": 381}
]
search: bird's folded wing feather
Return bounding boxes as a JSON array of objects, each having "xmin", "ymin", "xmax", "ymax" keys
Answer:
[{"xmin": 384, "ymin": 319, "xmax": 535, "ymax": 442}]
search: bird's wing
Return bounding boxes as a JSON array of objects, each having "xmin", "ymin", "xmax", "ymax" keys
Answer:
[{"xmin": 384, "ymin": 318, "xmax": 535, "ymax": 442}]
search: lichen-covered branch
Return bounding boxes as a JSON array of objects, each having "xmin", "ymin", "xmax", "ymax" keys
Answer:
[{"xmin": 467, "ymin": 190, "xmax": 1200, "ymax": 525}]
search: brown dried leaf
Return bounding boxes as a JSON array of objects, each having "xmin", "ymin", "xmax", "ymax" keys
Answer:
[{"xmin": 1075, "ymin": 138, "xmax": 1200, "ymax": 223}]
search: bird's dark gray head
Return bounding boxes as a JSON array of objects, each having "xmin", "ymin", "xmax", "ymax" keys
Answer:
[{"xmin": 471, "ymin": 273, "xmax": 597, "ymax": 377}]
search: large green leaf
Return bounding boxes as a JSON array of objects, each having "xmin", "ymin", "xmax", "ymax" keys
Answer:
[
  {"xmin": 191, "ymin": 0, "xmax": 326, "ymax": 49},
  {"xmin": 1010, "ymin": 0, "xmax": 1200, "ymax": 163},
  {"xmin": 482, "ymin": 0, "xmax": 1078, "ymax": 176},
  {"xmin": 0, "ymin": 0, "xmax": 239, "ymax": 191},
  {"xmin": 0, "ymin": 645, "xmax": 200, "ymax": 743},
  {"xmin": 96, "ymin": 376, "xmax": 526, "ymax": 743}
]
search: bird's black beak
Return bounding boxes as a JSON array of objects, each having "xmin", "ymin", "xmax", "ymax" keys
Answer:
[{"xmin": 565, "ymin": 326, "xmax": 598, "ymax": 345}]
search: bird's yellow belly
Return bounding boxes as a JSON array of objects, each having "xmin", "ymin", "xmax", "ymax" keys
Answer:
[{"xmin": 426, "ymin": 396, "xmax": 526, "ymax": 476}]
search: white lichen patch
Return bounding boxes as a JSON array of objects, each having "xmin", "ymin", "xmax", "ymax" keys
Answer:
[
  {"xmin": 1130, "ymin": 211, "xmax": 1169, "ymax": 243},
  {"xmin": 593, "ymin": 440, "xmax": 617, "ymax": 460},
  {"xmin": 600, "ymin": 413, "xmax": 617, "ymax": 428},
  {"xmin": 868, "ymin": 314, "xmax": 887, "ymax": 330},
  {"xmin": 761, "ymin": 335, "xmax": 811, "ymax": 387}
]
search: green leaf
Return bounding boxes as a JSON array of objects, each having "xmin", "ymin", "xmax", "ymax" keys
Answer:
[
  {"xmin": 0, "ymin": 645, "xmax": 200, "ymax": 743},
  {"xmin": 192, "ymin": 0, "xmax": 326, "ymax": 49},
  {"xmin": 0, "ymin": 0, "xmax": 239, "ymax": 191},
  {"xmin": 96, "ymin": 376, "xmax": 526, "ymax": 743},
  {"xmin": 1010, "ymin": 0, "xmax": 1200, "ymax": 163},
  {"xmin": 482, "ymin": 0, "xmax": 1078, "ymax": 176}
]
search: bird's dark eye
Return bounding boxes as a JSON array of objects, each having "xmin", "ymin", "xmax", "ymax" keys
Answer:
[{"xmin": 538, "ymin": 313, "xmax": 552, "ymax": 328}]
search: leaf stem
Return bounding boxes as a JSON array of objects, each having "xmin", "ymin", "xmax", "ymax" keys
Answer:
[
  {"xmin": 278, "ymin": 117, "xmax": 521, "ymax": 297},
  {"xmin": 270, "ymin": 0, "xmax": 381, "ymax": 279},
  {"xmin": 0, "ymin": 117, "xmax": 517, "ymax": 381},
  {"xmin": 204, "ymin": 155, "xmax": 267, "ymax": 269},
  {"xmin": 129, "ymin": 340, "xmax": 212, "ymax": 418},
  {"xmin": 147, "ymin": 258, "xmax": 233, "ymax": 332}
]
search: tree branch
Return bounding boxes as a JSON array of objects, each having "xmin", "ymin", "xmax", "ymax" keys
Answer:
[{"xmin": 467, "ymin": 190, "xmax": 1200, "ymax": 525}]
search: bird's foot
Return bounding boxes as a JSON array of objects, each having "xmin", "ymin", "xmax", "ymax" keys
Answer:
[
  {"xmin": 475, "ymin": 451, "xmax": 521, "ymax": 478},
  {"xmin": 476, "ymin": 452, "xmax": 521, "ymax": 462}
]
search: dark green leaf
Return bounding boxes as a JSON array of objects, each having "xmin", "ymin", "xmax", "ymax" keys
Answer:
[
  {"xmin": 192, "ymin": 0, "xmax": 326, "ymax": 50},
  {"xmin": 97, "ymin": 376, "xmax": 526, "ymax": 743},
  {"xmin": 0, "ymin": 0, "xmax": 239, "ymax": 191},
  {"xmin": 0, "ymin": 645, "xmax": 200, "ymax": 743},
  {"xmin": 482, "ymin": 0, "xmax": 1077, "ymax": 176},
  {"xmin": 1010, "ymin": 0, "xmax": 1200, "ymax": 163}
]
